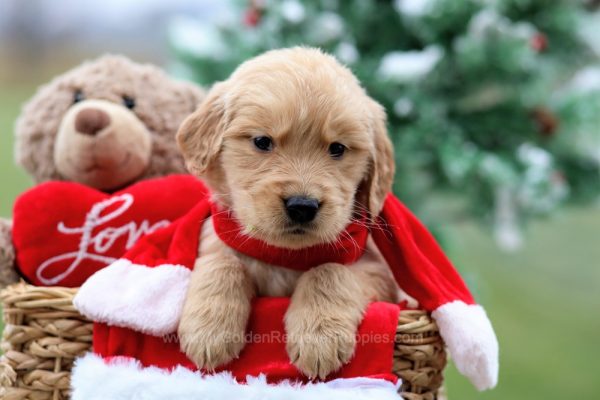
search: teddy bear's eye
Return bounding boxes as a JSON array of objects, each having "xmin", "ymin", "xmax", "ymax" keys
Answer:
[
  {"xmin": 122, "ymin": 95, "xmax": 136, "ymax": 110},
  {"xmin": 73, "ymin": 90, "xmax": 85, "ymax": 104}
]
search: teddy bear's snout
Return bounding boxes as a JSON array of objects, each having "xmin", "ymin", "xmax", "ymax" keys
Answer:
[
  {"xmin": 53, "ymin": 98, "xmax": 154, "ymax": 190},
  {"xmin": 74, "ymin": 108, "xmax": 111, "ymax": 136}
]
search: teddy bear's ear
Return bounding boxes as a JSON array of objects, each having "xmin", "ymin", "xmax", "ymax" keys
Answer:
[
  {"xmin": 176, "ymin": 82, "xmax": 228, "ymax": 176},
  {"xmin": 179, "ymin": 81, "xmax": 207, "ymax": 113}
]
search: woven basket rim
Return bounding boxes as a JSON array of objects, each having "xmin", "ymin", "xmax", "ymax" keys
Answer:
[{"xmin": 1, "ymin": 282, "xmax": 446, "ymax": 400}]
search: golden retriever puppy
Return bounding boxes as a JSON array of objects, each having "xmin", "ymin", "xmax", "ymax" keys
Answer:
[{"xmin": 176, "ymin": 47, "xmax": 400, "ymax": 379}]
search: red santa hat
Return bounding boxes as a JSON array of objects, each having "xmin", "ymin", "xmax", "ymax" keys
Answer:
[{"xmin": 72, "ymin": 192, "xmax": 498, "ymax": 398}]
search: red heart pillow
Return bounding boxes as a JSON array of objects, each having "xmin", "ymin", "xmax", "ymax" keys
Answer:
[{"xmin": 12, "ymin": 175, "xmax": 208, "ymax": 287}]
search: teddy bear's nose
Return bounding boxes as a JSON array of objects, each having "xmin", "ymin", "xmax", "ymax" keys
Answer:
[{"xmin": 75, "ymin": 108, "xmax": 111, "ymax": 136}]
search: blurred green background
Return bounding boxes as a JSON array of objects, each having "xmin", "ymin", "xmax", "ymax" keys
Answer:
[
  {"xmin": 1, "ymin": 87, "xmax": 33, "ymax": 213},
  {"xmin": 1, "ymin": 1, "xmax": 600, "ymax": 399}
]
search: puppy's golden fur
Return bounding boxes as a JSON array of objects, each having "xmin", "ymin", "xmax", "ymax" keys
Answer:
[{"xmin": 177, "ymin": 47, "xmax": 401, "ymax": 379}]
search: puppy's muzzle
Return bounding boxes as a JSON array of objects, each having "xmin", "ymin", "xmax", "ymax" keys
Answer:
[{"xmin": 284, "ymin": 196, "xmax": 319, "ymax": 224}]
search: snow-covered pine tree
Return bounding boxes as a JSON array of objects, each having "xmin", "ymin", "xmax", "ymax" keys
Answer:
[{"xmin": 168, "ymin": 0, "xmax": 600, "ymax": 249}]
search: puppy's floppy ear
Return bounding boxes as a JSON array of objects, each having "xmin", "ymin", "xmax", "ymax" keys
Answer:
[
  {"xmin": 177, "ymin": 82, "xmax": 229, "ymax": 176},
  {"xmin": 360, "ymin": 99, "xmax": 395, "ymax": 218}
]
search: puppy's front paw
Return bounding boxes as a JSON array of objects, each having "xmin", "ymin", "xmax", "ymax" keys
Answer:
[
  {"xmin": 285, "ymin": 311, "xmax": 357, "ymax": 380},
  {"xmin": 178, "ymin": 313, "xmax": 246, "ymax": 371}
]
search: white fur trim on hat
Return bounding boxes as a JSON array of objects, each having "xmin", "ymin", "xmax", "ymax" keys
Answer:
[
  {"xmin": 73, "ymin": 258, "xmax": 191, "ymax": 336},
  {"xmin": 71, "ymin": 353, "xmax": 402, "ymax": 400},
  {"xmin": 432, "ymin": 301, "xmax": 499, "ymax": 391}
]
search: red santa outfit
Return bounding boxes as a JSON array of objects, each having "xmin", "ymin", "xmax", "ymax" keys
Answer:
[{"xmin": 72, "ymin": 192, "xmax": 498, "ymax": 399}]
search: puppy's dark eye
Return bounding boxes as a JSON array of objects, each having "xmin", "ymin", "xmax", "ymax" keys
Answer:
[
  {"xmin": 328, "ymin": 142, "xmax": 346, "ymax": 158},
  {"xmin": 253, "ymin": 136, "xmax": 273, "ymax": 152},
  {"xmin": 122, "ymin": 95, "xmax": 136, "ymax": 109},
  {"xmin": 73, "ymin": 90, "xmax": 85, "ymax": 104}
]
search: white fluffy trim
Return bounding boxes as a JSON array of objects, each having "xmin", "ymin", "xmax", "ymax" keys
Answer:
[
  {"xmin": 71, "ymin": 353, "xmax": 402, "ymax": 400},
  {"xmin": 73, "ymin": 259, "xmax": 190, "ymax": 336},
  {"xmin": 432, "ymin": 301, "xmax": 499, "ymax": 391}
]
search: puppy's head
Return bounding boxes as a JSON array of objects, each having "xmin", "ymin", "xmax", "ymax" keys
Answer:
[{"xmin": 178, "ymin": 47, "xmax": 394, "ymax": 249}]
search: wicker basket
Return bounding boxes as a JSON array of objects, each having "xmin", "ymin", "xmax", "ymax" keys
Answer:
[{"xmin": 1, "ymin": 282, "xmax": 446, "ymax": 400}]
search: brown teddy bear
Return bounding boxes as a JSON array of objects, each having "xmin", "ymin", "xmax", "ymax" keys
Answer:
[{"xmin": 0, "ymin": 55, "xmax": 205, "ymax": 287}]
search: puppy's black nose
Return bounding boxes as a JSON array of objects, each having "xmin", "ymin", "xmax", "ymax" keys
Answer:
[{"xmin": 284, "ymin": 196, "xmax": 319, "ymax": 224}]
